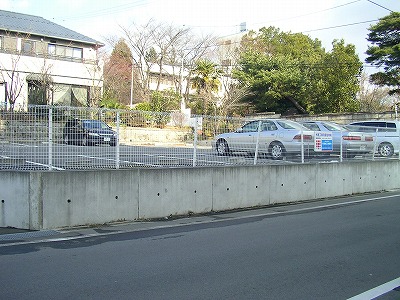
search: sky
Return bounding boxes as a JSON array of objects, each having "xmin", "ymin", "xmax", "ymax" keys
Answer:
[{"xmin": 0, "ymin": 0, "xmax": 399, "ymax": 72}]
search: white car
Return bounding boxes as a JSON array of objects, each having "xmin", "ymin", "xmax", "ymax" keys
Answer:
[
  {"xmin": 301, "ymin": 121, "xmax": 374, "ymax": 158},
  {"xmin": 347, "ymin": 120, "xmax": 400, "ymax": 157},
  {"xmin": 213, "ymin": 119, "xmax": 316, "ymax": 159}
]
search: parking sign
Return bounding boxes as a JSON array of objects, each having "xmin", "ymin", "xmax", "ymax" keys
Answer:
[{"xmin": 315, "ymin": 132, "xmax": 333, "ymax": 151}]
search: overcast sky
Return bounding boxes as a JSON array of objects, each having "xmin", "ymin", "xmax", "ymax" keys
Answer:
[{"xmin": 1, "ymin": 0, "xmax": 399, "ymax": 71}]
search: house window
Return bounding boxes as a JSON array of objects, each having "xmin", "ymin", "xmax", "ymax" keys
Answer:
[
  {"xmin": 48, "ymin": 44, "xmax": 56, "ymax": 55},
  {"xmin": 22, "ymin": 40, "xmax": 34, "ymax": 54},
  {"xmin": 72, "ymin": 47, "xmax": 82, "ymax": 59},
  {"xmin": 52, "ymin": 83, "xmax": 88, "ymax": 106},
  {"xmin": 56, "ymin": 45, "xmax": 66, "ymax": 56},
  {"xmin": 47, "ymin": 43, "xmax": 83, "ymax": 60},
  {"xmin": 0, "ymin": 36, "xmax": 3, "ymax": 50}
]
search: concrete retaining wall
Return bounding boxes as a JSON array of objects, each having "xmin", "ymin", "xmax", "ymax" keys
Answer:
[{"xmin": 1, "ymin": 160, "xmax": 399, "ymax": 229}]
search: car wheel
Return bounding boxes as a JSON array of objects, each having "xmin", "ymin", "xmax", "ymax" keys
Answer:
[
  {"xmin": 63, "ymin": 134, "xmax": 69, "ymax": 145},
  {"xmin": 269, "ymin": 142, "xmax": 285, "ymax": 160},
  {"xmin": 378, "ymin": 142, "xmax": 394, "ymax": 157},
  {"xmin": 216, "ymin": 139, "xmax": 230, "ymax": 156}
]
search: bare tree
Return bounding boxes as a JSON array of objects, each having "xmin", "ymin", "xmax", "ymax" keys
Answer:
[
  {"xmin": 26, "ymin": 56, "xmax": 55, "ymax": 106},
  {"xmin": 85, "ymin": 51, "xmax": 105, "ymax": 107},
  {"xmin": 213, "ymin": 34, "xmax": 252, "ymax": 117},
  {"xmin": 358, "ymin": 72, "xmax": 394, "ymax": 112},
  {"xmin": 151, "ymin": 23, "xmax": 190, "ymax": 91},
  {"xmin": 0, "ymin": 32, "xmax": 27, "ymax": 111},
  {"xmin": 0, "ymin": 55, "xmax": 24, "ymax": 111},
  {"xmin": 116, "ymin": 19, "xmax": 160, "ymax": 103},
  {"xmin": 107, "ymin": 20, "xmax": 217, "ymax": 108}
]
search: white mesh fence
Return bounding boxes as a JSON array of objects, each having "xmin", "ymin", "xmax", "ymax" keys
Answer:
[{"xmin": 0, "ymin": 105, "xmax": 397, "ymax": 171}]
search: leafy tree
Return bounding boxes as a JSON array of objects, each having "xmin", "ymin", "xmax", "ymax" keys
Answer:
[
  {"xmin": 100, "ymin": 95, "xmax": 127, "ymax": 109},
  {"xmin": 149, "ymin": 89, "xmax": 181, "ymax": 112},
  {"xmin": 103, "ymin": 39, "xmax": 133, "ymax": 106},
  {"xmin": 311, "ymin": 40, "xmax": 362, "ymax": 113},
  {"xmin": 133, "ymin": 89, "xmax": 180, "ymax": 127},
  {"xmin": 134, "ymin": 89, "xmax": 180, "ymax": 112},
  {"xmin": 233, "ymin": 26, "xmax": 362, "ymax": 114},
  {"xmin": 365, "ymin": 12, "xmax": 400, "ymax": 95}
]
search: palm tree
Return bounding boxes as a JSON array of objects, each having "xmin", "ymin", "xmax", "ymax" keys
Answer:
[{"xmin": 191, "ymin": 60, "xmax": 223, "ymax": 114}]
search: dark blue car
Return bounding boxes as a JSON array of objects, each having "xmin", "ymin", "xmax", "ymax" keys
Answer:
[{"xmin": 63, "ymin": 119, "xmax": 117, "ymax": 146}]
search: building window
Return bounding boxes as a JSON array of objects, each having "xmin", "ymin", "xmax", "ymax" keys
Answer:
[
  {"xmin": 47, "ymin": 43, "xmax": 83, "ymax": 60},
  {"xmin": 52, "ymin": 83, "xmax": 88, "ymax": 106},
  {"xmin": 22, "ymin": 40, "xmax": 34, "ymax": 54},
  {"xmin": 0, "ymin": 36, "xmax": 3, "ymax": 50},
  {"xmin": 55, "ymin": 45, "xmax": 66, "ymax": 56},
  {"xmin": 72, "ymin": 47, "xmax": 82, "ymax": 59},
  {"xmin": 48, "ymin": 44, "xmax": 56, "ymax": 55}
]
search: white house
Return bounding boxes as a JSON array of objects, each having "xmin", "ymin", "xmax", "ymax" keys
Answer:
[{"xmin": 0, "ymin": 10, "xmax": 104, "ymax": 110}]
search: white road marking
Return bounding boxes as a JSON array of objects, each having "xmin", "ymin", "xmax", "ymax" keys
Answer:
[
  {"xmin": 347, "ymin": 277, "xmax": 400, "ymax": 300},
  {"xmin": 76, "ymin": 154, "xmax": 159, "ymax": 167},
  {"xmin": 26, "ymin": 161, "xmax": 65, "ymax": 170}
]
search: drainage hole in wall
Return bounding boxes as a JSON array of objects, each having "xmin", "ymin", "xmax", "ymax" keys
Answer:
[
  {"xmin": 281, "ymin": 183, "xmax": 284, "ymax": 187},
  {"xmin": 1, "ymin": 200, "xmax": 4, "ymax": 203},
  {"xmin": 304, "ymin": 182, "xmax": 307, "ymax": 184},
  {"xmin": 227, "ymin": 187, "xmax": 230, "ymax": 191},
  {"xmin": 67, "ymin": 199, "xmax": 71, "ymax": 203},
  {"xmin": 194, "ymin": 190, "xmax": 197, "ymax": 193},
  {"xmin": 157, "ymin": 193, "xmax": 160, "ymax": 196},
  {"xmin": 255, "ymin": 186, "xmax": 258, "ymax": 189},
  {"xmin": 325, "ymin": 180, "xmax": 327, "ymax": 183},
  {"xmin": 115, "ymin": 196, "xmax": 118, "ymax": 199}
]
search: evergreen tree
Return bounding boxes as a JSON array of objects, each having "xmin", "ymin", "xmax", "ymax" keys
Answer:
[{"xmin": 366, "ymin": 12, "xmax": 400, "ymax": 95}]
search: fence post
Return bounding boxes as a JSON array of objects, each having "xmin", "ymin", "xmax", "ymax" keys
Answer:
[
  {"xmin": 254, "ymin": 120, "xmax": 262, "ymax": 165},
  {"xmin": 116, "ymin": 111, "xmax": 120, "ymax": 169},
  {"xmin": 373, "ymin": 128, "xmax": 378, "ymax": 160},
  {"xmin": 48, "ymin": 107, "xmax": 53, "ymax": 170},
  {"xmin": 301, "ymin": 129, "xmax": 304, "ymax": 164},
  {"xmin": 340, "ymin": 129, "xmax": 343, "ymax": 162},
  {"xmin": 193, "ymin": 117, "xmax": 198, "ymax": 167},
  {"xmin": 398, "ymin": 129, "xmax": 400, "ymax": 161}
]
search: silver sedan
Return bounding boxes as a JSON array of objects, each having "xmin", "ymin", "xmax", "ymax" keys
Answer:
[
  {"xmin": 213, "ymin": 119, "xmax": 316, "ymax": 159},
  {"xmin": 301, "ymin": 121, "xmax": 374, "ymax": 158}
]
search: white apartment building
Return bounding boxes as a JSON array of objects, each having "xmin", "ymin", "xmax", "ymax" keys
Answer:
[{"xmin": 0, "ymin": 10, "xmax": 104, "ymax": 110}]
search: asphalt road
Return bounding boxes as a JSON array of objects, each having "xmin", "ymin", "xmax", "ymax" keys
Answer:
[{"xmin": 0, "ymin": 191, "xmax": 399, "ymax": 299}]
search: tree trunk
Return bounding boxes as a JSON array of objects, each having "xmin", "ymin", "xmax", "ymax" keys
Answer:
[{"xmin": 285, "ymin": 96, "xmax": 308, "ymax": 114}]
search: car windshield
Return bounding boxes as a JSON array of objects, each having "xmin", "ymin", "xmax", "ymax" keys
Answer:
[{"xmin": 82, "ymin": 120, "xmax": 109, "ymax": 129}]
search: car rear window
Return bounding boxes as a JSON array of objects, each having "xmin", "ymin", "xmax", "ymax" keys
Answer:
[
  {"xmin": 82, "ymin": 120, "xmax": 109, "ymax": 129},
  {"xmin": 323, "ymin": 122, "xmax": 343, "ymax": 131},
  {"xmin": 302, "ymin": 123, "xmax": 320, "ymax": 131},
  {"xmin": 277, "ymin": 120, "xmax": 303, "ymax": 130}
]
